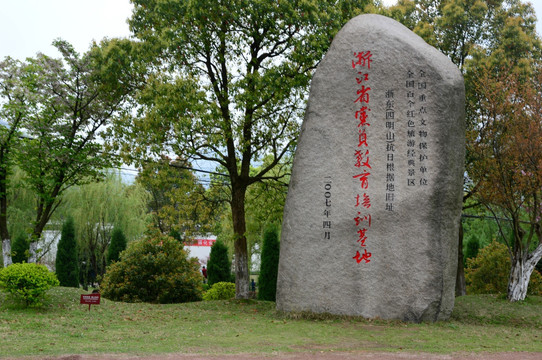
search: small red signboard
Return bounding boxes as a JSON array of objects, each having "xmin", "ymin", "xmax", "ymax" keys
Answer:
[
  {"xmin": 185, "ymin": 239, "xmax": 216, "ymax": 247},
  {"xmin": 80, "ymin": 293, "xmax": 101, "ymax": 311}
]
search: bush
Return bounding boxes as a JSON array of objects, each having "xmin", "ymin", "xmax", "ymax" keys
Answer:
[
  {"xmin": 0, "ymin": 263, "xmax": 59, "ymax": 306},
  {"xmin": 55, "ymin": 217, "xmax": 79, "ymax": 287},
  {"xmin": 107, "ymin": 227, "xmax": 127, "ymax": 265},
  {"xmin": 100, "ymin": 233, "xmax": 203, "ymax": 303},
  {"xmin": 465, "ymin": 240, "xmax": 542, "ymax": 296},
  {"xmin": 207, "ymin": 240, "xmax": 231, "ymax": 286},
  {"xmin": 203, "ymin": 281, "xmax": 235, "ymax": 301},
  {"xmin": 528, "ymin": 270, "xmax": 542, "ymax": 296},
  {"xmin": 466, "ymin": 241, "xmax": 510, "ymax": 294},
  {"xmin": 258, "ymin": 224, "xmax": 280, "ymax": 301}
]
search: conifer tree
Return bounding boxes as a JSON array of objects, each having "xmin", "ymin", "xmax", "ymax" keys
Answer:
[
  {"xmin": 55, "ymin": 217, "xmax": 79, "ymax": 287},
  {"xmin": 107, "ymin": 227, "xmax": 127, "ymax": 265},
  {"xmin": 11, "ymin": 233, "xmax": 29, "ymax": 264},
  {"xmin": 207, "ymin": 240, "xmax": 231, "ymax": 286},
  {"xmin": 258, "ymin": 224, "xmax": 280, "ymax": 301}
]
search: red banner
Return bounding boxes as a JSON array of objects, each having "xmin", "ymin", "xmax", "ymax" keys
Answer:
[{"xmin": 185, "ymin": 239, "xmax": 216, "ymax": 247}]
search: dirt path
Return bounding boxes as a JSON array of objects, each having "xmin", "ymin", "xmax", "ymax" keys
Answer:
[{"xmin": 8, "ymin": 351, "xmax": 540, "ymax": 360}]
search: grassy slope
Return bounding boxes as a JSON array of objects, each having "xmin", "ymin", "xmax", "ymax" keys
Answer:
[{"xmin": 0, "ymin": 288, "xmax": 540, "ymax": 357}]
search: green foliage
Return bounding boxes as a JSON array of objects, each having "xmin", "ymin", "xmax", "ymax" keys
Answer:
[
  {"xmin": 65, "ymin": 171, "xmax": 149, "ymax": 283},
  {"xmin": 11, "ymin": 40, "xmax": 136, "ymax": 261},
  {"xmin": 136, "ymin": 157, "xmax": 216, "ymax": 236},
  {"xmin": 203, "ymin": 281, "xmax": 236, "ymax": 301},
  {"xmin": 55, "ymin": 217, "xmax": 79, "ymax": 288},
  {"xmin": 207, "ymin": 240, "xmax": 231, "ymax": 286},
  {"xmin": 100, "ymin": 233, "xmax": 203, "ymax": 303},
  {"xmin": 258, "ymin": 224, "xmax": 280, "ymax": 301},
  {"xmin": 11, "ymin": 233, "xmax": 28, "ymax": 264},
  {"xmin": 465, "ymin": 241, "xmax": 542, "ymax": 296},
  {"xmin": 0, "ymin": 263, "xmax": 59, "ymax": 306},
  {"xmin": 213, "ymin": 157, "xmax": 289, "ymax": 272},
  {"xmin": 464, "ymin": 234, "xmax": 480, "ymax": 265},
  {"xmin": 106, "ymin": 227, "xmax": 127, "ymax": 265},
  {"xmin": 529, "ymin": 270, "xmax": 542, "ymax": 296},
  {"xmin": 466, "ymin": 241, "xmax": 510, "ymax": 294}
]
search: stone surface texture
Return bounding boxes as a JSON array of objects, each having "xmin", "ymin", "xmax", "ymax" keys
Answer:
[{"xmin": 276, "ymin": 14, "xmax": 465, "ymax": 322}]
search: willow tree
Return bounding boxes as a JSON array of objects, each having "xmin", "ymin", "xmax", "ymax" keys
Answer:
[
  {"xmin": 65, "ymin": 172, "xmax": 149, "ymax": 282},
  {"xmin": 114, "ymin": 0, "xmax": 369, "ymax": 298}
]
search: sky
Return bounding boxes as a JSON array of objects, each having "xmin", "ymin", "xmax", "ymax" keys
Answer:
[
  {"xmin": 1, "ymin": 1, "xmax": 541, "ymax": 60},
  {"xmin": 0, "ymin": 0, "xmax": 133, "ymax": 60}
]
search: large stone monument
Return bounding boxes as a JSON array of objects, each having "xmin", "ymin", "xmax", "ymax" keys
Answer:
[{"xmin": 276, "ymin": 14, "xmax": 465, "ymax": 322}]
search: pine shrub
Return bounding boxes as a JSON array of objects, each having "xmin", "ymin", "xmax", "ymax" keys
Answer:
[
  {"xmin": 258, "ymin": 224, "xmax": 280, "ymax": 301},
  {"xmin": 464, "ymin": 235, "xmax": 480, "ymax": 265},
  {"xmin": 100, "ymin": 232, "xmax": 203, "ymax": 303},
  {"xmin": 55, "ymin": 217, "xmax": 79, "ymax": 287},
  {"xmin": 107, "ymin": 227, "xmax": 127, "ymax": 265},
  {"xmin": 207, "ymin": 240, "xmax": 231, "ymax": 286},
  {"xmin": 0, "ymin": 263, "xmax": 59, "ymax": 306},
  {"xmin": 203, "ymin": 281, "xmax": 235, "ymax": 301},
  {"xmin": 11, "ymin": 233, "xmax": 29, "ymax": 264}
]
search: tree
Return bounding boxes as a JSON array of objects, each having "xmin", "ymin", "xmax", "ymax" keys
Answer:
[
  {"xmin": 469, "ymin": 65, "xmax": 542, "ymax": 301},
  {"xmin": 12, "ymin": 39, "xmax": 137, "ymax": 263},
  {"xmin": 207, "ymin": 240, "xmax": 231, "ymax": 286},
  {"xmin": 213, "ymin": 157, "xmax": 289, "ymax": 272},
  {"xmin": 107, "ymin": 227, "xmax": 127, "ymax": 265},
  {"xmin": 258, "ymin": 224, "xmax": 280, "ymax": 301},
  {"xmin": 135, "ymin": 156, "xmax": 216, "ymax": 237},
  {"xmin": 112, "ymin": 0, "xmax": 370, "ymax": 298},
  {"xmin": 55, "ymin": 216, "xmax": 79, "ymax": 287},
  {"xmin": 0, "ymin": 58, "xmax": 34, "ymax": 267},
  {"xmin": 65, "ymin": 171, "xmax": 148, "ymax": 283}
]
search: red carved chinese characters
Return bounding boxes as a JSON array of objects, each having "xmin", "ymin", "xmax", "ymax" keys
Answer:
[
  {"xmin": 352, "ymin": 51, "xmax": 373, "ymax": 264},
  {"xmin": 352, "ymin": 51, "xmax": 372, "ymax": 69},
  {"xmin": 353, "ymin": 249, "xmax": 372, "ymax": 264}
]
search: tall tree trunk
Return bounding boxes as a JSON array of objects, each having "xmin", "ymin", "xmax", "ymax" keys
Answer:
[
  {"xmin": 231, "ymin": 185, "xmax": 249, "ymax": 299},
  {"xmin": 455, "ymin": 220, "xmax": 466, "ymax": 296},
  {"xmin": 0, "ymin": 169, "xmax": 12, "ymax": 267},
  {"xmin": 2, "ymin": 239, "xmax": 11, "ymax": 267},
  {"xmin": 508, "ymin": 244, "xmax": 542, "ymax": 301}
]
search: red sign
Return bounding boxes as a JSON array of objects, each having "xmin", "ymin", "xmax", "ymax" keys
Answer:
[
  {"xmin": 186, "ymin": 239, "xmax": 216, "ymax": 247},
  {"xmin": 80, "ymin": 293, "xmax": 100, "ymax": 310}
]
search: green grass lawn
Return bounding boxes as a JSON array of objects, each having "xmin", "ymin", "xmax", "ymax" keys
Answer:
[{"xmin": 0, "ymin": 287, "xmax": 541, "ymax": 357}]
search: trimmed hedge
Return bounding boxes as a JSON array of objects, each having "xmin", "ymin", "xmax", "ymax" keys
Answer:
[
  {"xmin": 203, "ymin": 282, "xmax": 235, "ymax": 301},
  {"xmin": 0, "ymin": 263, "xmax": 59, "ymax": 306}
]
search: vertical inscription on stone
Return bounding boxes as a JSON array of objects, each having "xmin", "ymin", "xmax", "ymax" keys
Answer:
[
  {"xmin": 323, "ymin": 177, "xmax": 332, "ymax": 240},
  {"xmin": 406, "ymin": 69, "xmax": 430, "ymax": 188},
  {"xmin": 277, "ymin": 14, "xmax": 465, "ymax": 322},
  {"xmin": 352, "ymin": 51, "xmax": 373, "ymax": 264},
  {"xmin": 385, "ymin": 89, "xmax": 396, "ymax": 212}
]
